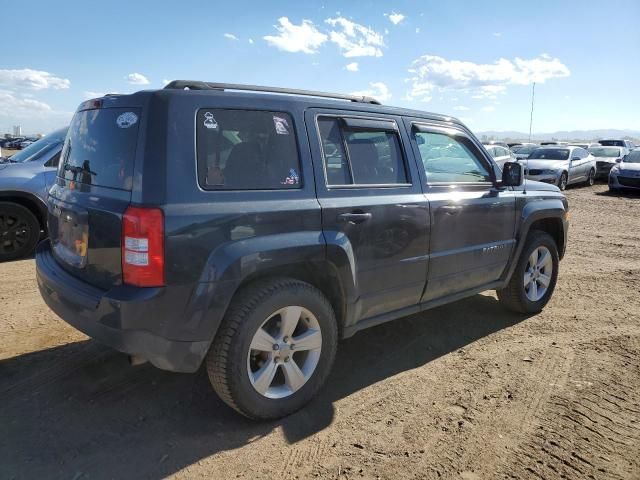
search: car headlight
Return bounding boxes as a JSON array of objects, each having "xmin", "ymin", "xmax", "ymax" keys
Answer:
[{"xmin": 540, "ymin": 169, "xmax": 557, "ymax": 175}]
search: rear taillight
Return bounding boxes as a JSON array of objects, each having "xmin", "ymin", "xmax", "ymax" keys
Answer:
[{"xmin": 122, "ymin": 206, "xmax": 164, "ymax": 287}]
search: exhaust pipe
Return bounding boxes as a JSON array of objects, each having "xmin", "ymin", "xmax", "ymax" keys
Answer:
[{"xmin": 129, "ymin": 354, "xmax": 148, "ymax": 366}]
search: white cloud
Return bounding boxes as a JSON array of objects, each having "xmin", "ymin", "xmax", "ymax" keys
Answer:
[
  {"xmin": 407, "ymin": 53, "xmax": 569, "ymax": 101},
  {"xmin": 345, "ymin": 62, "xmax": 359, "ymax": 72},
  {"xmin": 386, "ymin": 11, "xmax": 405, "ymax": 25},
  {"xmin": 453, "ymin": 105, "xmax": 470, "ymax": 111},
  {"xmin": 0, "ymin": 91, "xmax": 51, "ymax": 114},
  {"xmin": 0, "ymin": 69, "xmax": 70, "ymax": 90},
  {"xmin": 264, "ymin": 17, "xmax": 328, "ymax": 54},
  {"xmin": 325, "ymin": 17, "xmax": 384, "ymax": 57},
  {"xmin": 481, "ymin": 105, "xmax": 496, "ymax": 112},
  {"xmin": 248, "ymin": 38, "xmax": 254, "ymax": 44},
  {"xmin": 126, "ymin": 73, "xmax": 150, "ymax": 85},
  {"xmin": 415, "ymin": 27, "xmax": 421, "ymax": 34},
  {"xmin": 223, "ymin": 33, "xmax": 239, "ymax": 41},
  {"xmin": 351, "ymin": 82, "xmax": 391, "ymax": 102},
  {"xmin": 492, "ymin": 32, "xmax": 502, "ymax": 37}
]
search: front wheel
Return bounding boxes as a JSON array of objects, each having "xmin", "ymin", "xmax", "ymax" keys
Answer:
[
  {"xmin": 0, "ymin": 202, "xmax": 40, "ymax": 262},
  {"xmin": 558, "ymin": 172, "xmax": 568, "ymax": 191},
  {"xmin": 207, "ymin": 278, "xmax": 338, "ymax": 420},
  {"xmin": 497, "ymin": 230, "xmax": 559, "ymax": 314}
]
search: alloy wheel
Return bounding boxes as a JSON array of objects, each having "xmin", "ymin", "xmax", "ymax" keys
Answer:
[
  {"xmin": 247, "ymin": 306, "xmax": 322, "ymax": 399},
  {"xmin": 524, "ymin": 246, "xmax": 553, "ymax": 302},
  {"xmin": 0, "ymin": 211, "xmax": 31, "ymax": 256}
]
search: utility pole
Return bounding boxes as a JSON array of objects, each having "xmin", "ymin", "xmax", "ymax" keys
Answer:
[{"xmin": 528, "ymin": 82, "xmax": 536, "ymax": 142}]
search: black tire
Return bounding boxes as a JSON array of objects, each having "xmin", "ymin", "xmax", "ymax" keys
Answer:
[
  {"xmin": 586, "ymin": 168, "xmax": 595, "ymax": 186},
  {"xmin": 207, "ymin": 277, "xmax": 338, "ymax": 420},
  {"xmin": 497, "ymin": 230, "xmax": 559, "ymax": 314},
  {"xmin": 558, "ymin": 172, "xmax": 568, "ymax": 191},
  {"xmin": 0, "ymin": 202, "xmax": 40, "ymax": 262}
]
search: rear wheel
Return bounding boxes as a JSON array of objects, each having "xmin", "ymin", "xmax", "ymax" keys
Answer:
[
  {"xmin": 558, "ymin": 172, "xmax": 568, "ymax": 191},
  {"xmin": 497, "ymin": 230, "xmax": 559, "ymax": 314},
  {"xmin": 586, "ymin": 168, "xmax": 595, "ymax": 186},
  {"xmin": 0, "ymin": 202, "xmax": 40, "ymax": 262},
  {"xmin": 207, "ymin": 278, "xmax": 338, "ymax": 419}
]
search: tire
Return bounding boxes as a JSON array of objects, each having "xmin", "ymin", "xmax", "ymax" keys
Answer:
[
  {"xmin": 586, "ymin": 168, "xmax": 595, "ymax": 186},
  {"xmin": 0, "ymin": 202, "xmax": 40, "ymax": 262},
  {"xmin": 207, "ymin": 277, "xmax": 338, "ymax": 420},
  {"xmin": 497, "ymin": 230, "xmax": 559, "ymax": 314},
  {"xmin": 558, "ymin": 172, "xmax": 568, "ymax": 191}
]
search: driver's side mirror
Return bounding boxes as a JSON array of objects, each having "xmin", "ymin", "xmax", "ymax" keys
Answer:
[{"xmin": 501, "ymin": 161, "xmax": 523, "ymax": 187}]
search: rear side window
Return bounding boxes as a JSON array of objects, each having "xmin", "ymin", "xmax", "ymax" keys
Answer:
[
  {"xmin": 196, "ymin": 109, "xmax": 301, "ymax": 190},
  {"xmin": 59, "ymin": 108, "xmax": 139, "ymax": 190},
  {"xmin": 317, "ymin": 117, "xmax": 408, "ymax": 186}
]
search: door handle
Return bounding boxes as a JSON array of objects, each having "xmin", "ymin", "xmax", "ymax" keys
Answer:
[{"xmin": 338, "ymin": 212, "xmax": 372, "ymax": 224}]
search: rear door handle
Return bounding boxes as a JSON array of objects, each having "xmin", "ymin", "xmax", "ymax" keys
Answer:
[{"xmin": 338, "ymin": 212, "xmax": 372, "ymax": 224}]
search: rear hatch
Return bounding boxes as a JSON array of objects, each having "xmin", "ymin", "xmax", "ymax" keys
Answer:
[{"xmin": 48, "ymin": 102, "xmax": 141, "ymax": 290}]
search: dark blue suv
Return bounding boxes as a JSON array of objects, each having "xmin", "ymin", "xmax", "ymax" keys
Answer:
[{"xmin": 36, "ymin": 82, "xmax": 568, "ymax": 419}]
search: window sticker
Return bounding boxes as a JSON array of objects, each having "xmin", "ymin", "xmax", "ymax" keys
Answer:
[
  {"xmin": 203, "ymin": 112, "xmax": 218, "ymax": 130},
  {"xmin": 116, "ymin": 112, "xmax": 138, "ymax": 129},
  {"xmin": 273, "ymin": 115, "xmax": 290, "ymax": 135},
  {"xmin": 281, "ymin": 168, "xmax": 299, "ymax": 185}
]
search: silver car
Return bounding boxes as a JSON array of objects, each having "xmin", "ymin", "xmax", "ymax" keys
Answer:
[
  {"xmin": 0, "ymin": 127, "xmax": 67, "ymax": 261},
  {"xmin": 483, "ymin": 144, "xmax": 515, "ymax": 168},
  {"xmin": 588, "ymin": 145, "xmax": 626, "ymax": 179},
  {"xmin": 511, "ymin": 143, "xmax": 539, "ymax": 160},
  {"xmin": 609, "ymin": 150, "xmax": 640, "ymax": 192},
  {"xmin": 521, "ymin": 146, "xmax": 596, "ymax": 191}
]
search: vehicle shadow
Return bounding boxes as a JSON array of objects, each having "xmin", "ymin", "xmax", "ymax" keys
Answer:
[
  {"xmin": 0, "ymin": 293, "xmax": 529, "ymax": 479},
  {"xmin": 596, "ymin": 188, "xmax": 640, "ymax": 198}
]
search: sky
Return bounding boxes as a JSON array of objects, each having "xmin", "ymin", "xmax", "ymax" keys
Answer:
[{"xmin": 2, "ymin": 0, "xmax": 639, "ymax": 135}]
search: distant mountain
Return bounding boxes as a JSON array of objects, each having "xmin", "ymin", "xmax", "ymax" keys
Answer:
[{"xmin": 475, "ymin": 129, "xmax": 640, "ymax": 142}]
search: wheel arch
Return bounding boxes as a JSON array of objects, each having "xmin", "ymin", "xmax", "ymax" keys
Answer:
[{"xmin": 0, "ymin": 191, "xmax": 47, "ymax": 233}]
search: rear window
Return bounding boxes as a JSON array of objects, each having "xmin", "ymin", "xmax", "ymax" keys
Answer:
[
  {"xmin": 599, "ymin": 140, "xmax": 625, "ymax": 147},
  {"xmin": 196, "ymin": 109, "xmax": 301, "ymax": 190},
  {"xmin": 59, "ymin": 108, "xmax": 139, "ymax": 190},
  {"xmin": 589, "ymin": 147, "xmax": 621, "ymax": 157}
]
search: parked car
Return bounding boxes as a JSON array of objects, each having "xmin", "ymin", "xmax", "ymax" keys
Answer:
[
  {"xmin": 588, "ymin": 145, "xmax": 626, "ymax": 179},
  {"xmin": 609, "ymin": 150, "xmax": 640, "ymax": 192},
  {"xmin": 17, "ymin": 140, "xmax": 34, "ymax": 150},
  {"xmin": 540, "ymin": 141, "xmax": 568, "ymax": 146},
  {"xmin": 483, "ymin": 140, "xmax": 509, "ymax": 148},
  {"xmin": 598, "ymin": 139, "xmax": 633, "ymax": 155},
  {"xmin": 569, "ymin": 143, "xmax": 599, "ymax": 150},
  {"xmin": 524, "ymin": 146, "xmax": 596, "ymax": 190},
  {"xmin": 5, "ymin": 137, "xmax": 25, "ymax": 148},
  {"xmin": 483, "ymin": 144, "xmax": 515, "ymax": 167},
  {"xmin": 512, "ymin": 144, "xmax": 539, "ymax": 160},
  {"xmin": 35, "ymin": 82, "xmax": 569, "ymax": 420},
  {"xmin": 0, "ymin": 127, "xmax": 67, "ymax": 261}
]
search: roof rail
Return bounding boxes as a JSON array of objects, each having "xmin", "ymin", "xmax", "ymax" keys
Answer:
[{"xmin": 163, "ymin": 80, "xmax": 381, "ymax": 105}]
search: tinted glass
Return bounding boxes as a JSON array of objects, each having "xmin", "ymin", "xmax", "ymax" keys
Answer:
[
  {"xmin": 414, "ymin": 131, "xmax": 491, "ymax": 183},
  {"xmin": 599, "ymin": 140, "xmax": 625, "ymax": 147},
  {"xmin": 317, "ymin": 117, "xmax": 408, "ymax": 185},
  {"xmin": 624, "ymin": 151, "xmax": 640, "ymax": 163},
  {"xmin": 589, "ymin": 147, "xmax": 621, "ymax": 157},
  {"xmin": 516, "ymin": 145, "xmax": 538, "ymax": 155},
  {"xmin": 196, "ymin": 109, "xmax": 301, "ymax": 190},
  {"xmin": 528, "ymin": 148, "xmax": 570, "ymax": 160},
  {"xmin": 60, "ymin": 109, "xmax": 139, "ymax": 190}
]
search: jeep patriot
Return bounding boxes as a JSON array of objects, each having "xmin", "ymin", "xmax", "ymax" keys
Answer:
[{"xmin": 36, "ymin": 81, "xmax": 569, "ymax": 419}]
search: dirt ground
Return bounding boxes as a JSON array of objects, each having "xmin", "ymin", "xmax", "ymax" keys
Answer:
[{"xmin": 1, "ymin": 183, "xmax": 639, "ymax": 480}]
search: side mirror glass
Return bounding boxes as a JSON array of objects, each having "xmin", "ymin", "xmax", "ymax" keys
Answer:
[{"xmin": 501, "ymin": 161, "xmax": 523, "ymax": 187}]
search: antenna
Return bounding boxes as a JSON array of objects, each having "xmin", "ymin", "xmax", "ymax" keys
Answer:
[{"xmin": 524, "ymin": 82, "xmax": 536, "ymax": 195}]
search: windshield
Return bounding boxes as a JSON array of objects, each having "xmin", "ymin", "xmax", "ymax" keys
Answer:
[
  {"xmin": 599, "ymin": 140, "xmax": 625, "ymax": 147},
  {"xmin": 589, "ymin": 147, "xmax": 621, "ymax": 157},
  {"xmin": 5, "ymin": 129, "xmax": 66, "ymax": 163},
  {"xmin": 623, "ymin": 151, "xmax": 640, "ymax": 163},
  {"xmin": 516, "ymin": 145, "xmax": 538, "ymax": 155},
  {"xmin": 528, "ymin": 148, "xmax": 569, "ymax": 160}
]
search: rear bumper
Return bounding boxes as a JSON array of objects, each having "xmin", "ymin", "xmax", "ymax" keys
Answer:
[{"xmin": 35, "ymin": 240, "xmax": 209, "ymax": 372}]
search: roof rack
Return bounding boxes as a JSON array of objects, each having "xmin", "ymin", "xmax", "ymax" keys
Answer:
[{"xmin": 163, "ymin": 80, "xmax": 381, "ymax": 105}]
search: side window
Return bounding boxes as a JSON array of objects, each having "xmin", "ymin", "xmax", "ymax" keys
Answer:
[
  {"xmin": 413, "ymin": 130, "xmax": 492, "ymax": 183},
  {"xmin": 196, "ymin": 109, "xmax": 301, "ymax": 190},
  {"xmin": 45, "ymin": 150, "xmax": 61, "ymax": 168},
  {"xmin": 317, "ymin": 117, "xmax": 408, "ymax": 186}
]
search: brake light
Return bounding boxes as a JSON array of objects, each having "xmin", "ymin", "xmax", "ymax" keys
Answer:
[{"xmin": 122, "ymin": 206, "xmax": 164, "ymax": 287}]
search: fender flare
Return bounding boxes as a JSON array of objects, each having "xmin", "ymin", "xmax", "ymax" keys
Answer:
[{"xmin": 0, "ymin": 190, "xmax": 48, "ymax": 230}]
